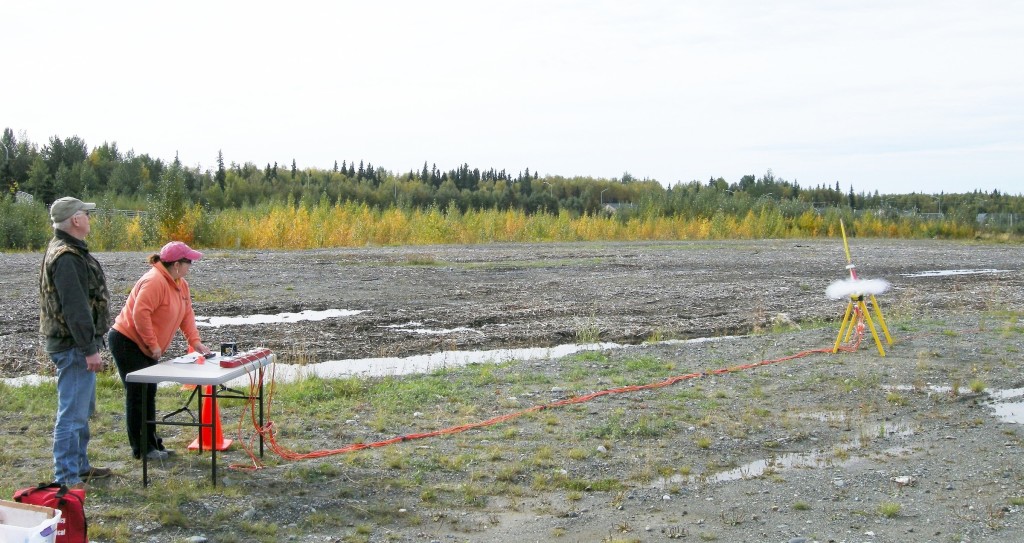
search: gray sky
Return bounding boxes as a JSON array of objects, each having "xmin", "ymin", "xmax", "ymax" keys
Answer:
[{"xmin": 4, "ymin": 1, "xmax": 1022, "ymax": 195}]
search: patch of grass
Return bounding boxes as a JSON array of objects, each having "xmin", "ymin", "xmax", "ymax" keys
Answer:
[
  {"xmin": 581, "ymin": 409, "xmax": 674, "ymax": 440},
  {"xmin": 191, "ymin": 287, "xmax": 240, "ymax": 302},
  {"xmin": 402, "ymin": 254, "xmax": 440, "ymax": 266},
  {"xmin": 624, "ymin": 355, "xmax": 669, "ymax": 375},
  {"xmin": 886, "ymin": 392, "xmax": 907, "ymax": 405},
  {"xmin": 464, "ymin": 257, "xmax": 605, "ymax": 270},
  {"xmin": 559, "ymin": 477, "xmax": 623, "ymax": 493},
  {"xmin": 878, "ymin": 501, "xmax": 901, "ymax": 518},
  {"xmin": 532, "ymin": 445, "xmax": 555, "ymax": 467},
  {"xmin": 496, "ymin": 462, "xmax": 526, "ymax": 482},
  {"xmin": 564, "ymin": 365, "xmax": 590, "ymax": 382},
  {"xmin": 567, "ymin": 447, "xmax": 589, "ymax": 461},
  {"xmin": 645, "ymin": 328, "xmax": 664, "ymax": 343},
  {"xmin": 275, "ymin": 374, "xmax": 363, "ymax": 403},
  {"xmin": 469, "ymin": 364, "xmax": 498, "ymax": 386},
  {"xmin": 458, "ymin": 483, "xmax": 487, "ymax": 507},
  {"xmin": 483, "ymin": 446, "xmax": 504, "ymax": 461},
  {"xmin": 287, "ymin": 461, "xmax": 342, "ymax": 483},
  {"xmin": 792, "ymin": 501, "xmax": 811, "ymax": 511},
  {"xmin": 384, "ymin": 450, "xmax": 407, "ymax": 470},
  {"xmin": 568, "ymin": 351, "xmax": 608, "ymax": 363},
  {"xmin": 630, "ymin": 415, "xmax": 674, "ymax": 438},
  {"xmin": 969, "ymin": 379, "xmax": 986, "ymax": 394},
  {"xmin": 433, "ymin": 451, "xmax": 472, "ymax": 471},
  {"xmin": 86, "ymin": 523, "xmax": 134, "ymax": 543},
  {"xmin": 575, "ymin": 316, "xmax": 601, "ymax": 344}
]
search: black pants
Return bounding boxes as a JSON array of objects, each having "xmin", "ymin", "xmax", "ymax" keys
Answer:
[{"xmin": 108, "ymin": 329, "xmax": 165, "ymax": 458}]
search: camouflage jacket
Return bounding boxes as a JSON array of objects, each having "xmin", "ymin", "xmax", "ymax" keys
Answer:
[{"xmin": 39, "ymin": 230, "xmax": 111, "ymax": 355}]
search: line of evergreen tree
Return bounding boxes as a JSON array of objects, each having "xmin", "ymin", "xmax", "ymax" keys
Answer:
[{"xmin": 2, "ymin": 128, "xmax": 1022, "ymax": 228}]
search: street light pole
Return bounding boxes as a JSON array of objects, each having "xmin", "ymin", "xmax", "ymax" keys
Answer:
[
  {"xmin": 601, "ymin": 188, "xmax": 608, "ymax": 207},
  {"xmin": 0, "ymin": 141, "xmax": 9, "ymax": 194}
]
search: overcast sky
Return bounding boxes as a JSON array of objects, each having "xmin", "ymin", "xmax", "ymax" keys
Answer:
[{"xmin": 3, "ymin": 1, "xmax": 1022, "ymax": 196}]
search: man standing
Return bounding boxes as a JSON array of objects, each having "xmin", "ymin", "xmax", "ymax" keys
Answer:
[{"xmin": 39, "ymin": 196, "xmax": 113, "ymax": 487}]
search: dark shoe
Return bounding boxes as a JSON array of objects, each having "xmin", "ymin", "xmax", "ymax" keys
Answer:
[
  {"xmin": 80, "ymin": 466, "xmax": 113, "ymax": 480},
  {"xmin": 145, "ymin": 449, "xmax": 169, "ymax": 460}
]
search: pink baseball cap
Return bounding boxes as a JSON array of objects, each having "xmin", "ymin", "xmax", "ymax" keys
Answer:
[{"xmin": 159, "ymin": 241, "xmax": 203, "ymax": 262}]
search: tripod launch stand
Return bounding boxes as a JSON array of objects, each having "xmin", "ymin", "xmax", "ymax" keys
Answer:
[{"xmin": 831, "ymin": 221, "xmax": 893, "ymax": 356}]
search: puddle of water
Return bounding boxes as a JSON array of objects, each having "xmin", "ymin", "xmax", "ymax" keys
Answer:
[
  {"xmin": 195, "ymin": 309, "xmax": 364, "ymax": 327},
  {"xmin": 273, "ymin": 340, "xmax": 674, "ymax": 381},
  {"xmin": 901, "ymin": 269, "xmax": 1007, "ymax": 278},
  {"xmin": 654, "ymin": 408, "xmax": 917, "ymax": 488},
  {"xmin": 699, "ymin": 450, "xmax": 837, "ymax": 483},
  {"xmin": 272, "ymin": 335, "xmax": 738, "ymax": 381},
  {"xmin": 1, "ymin": 336, "xmax": 737, "ymax": 388},
  {"xmin": 886, "ymin": 384, "xmax": 1024, "ymax": 424},
  {"xmin": 985, "ymin": 387, "xmax": 1024, "ymax": 424},
  {"xmin": 382, "ymin": 322, "xmax": 483, "ymax": 335},
  {"xmin": 883, "ymin": 383, "xmax": 953, "ymax": 396},
  {"xmin": 3, "ymin": 374, "xmax": 53, "ymax": 387},
  {"xmin": 795, "ymin": 412, "xmax": 914, "ymax": 437},
  {"xmin": 654, "ymin": 436, "xmax": 913, "ymax": 489},
  {"xmin": 989, "ymin": 403, "xmax": 1024, "ymax": 424},
  {"xmin": 987, "ymin": 387, "xmax": 1024, "ymax": 400}
]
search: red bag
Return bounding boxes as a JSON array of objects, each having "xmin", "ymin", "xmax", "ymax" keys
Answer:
[{"xmin": 13, "ymin": 483, "xmax": 87, "ymax": 543}]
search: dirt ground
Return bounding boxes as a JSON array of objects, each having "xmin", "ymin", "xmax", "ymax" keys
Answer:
[{"xmin": 2, "ymin": 239, "xmax": 1023, "ymax": 542}]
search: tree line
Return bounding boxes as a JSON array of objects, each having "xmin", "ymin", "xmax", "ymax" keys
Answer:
[{"xmin": 2, "ymin": 127, "xmax": 1022, "ymax": 251}]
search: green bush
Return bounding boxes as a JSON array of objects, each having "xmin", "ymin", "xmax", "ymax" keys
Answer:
[{"xmin": 0, "ymin": 198, "xmax": 51, "ymax": 250}]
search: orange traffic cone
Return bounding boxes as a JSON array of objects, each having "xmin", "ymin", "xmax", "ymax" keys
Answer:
[{"xmin": 188, "ymin": 384, "xmax": 233, "ymax": 451}]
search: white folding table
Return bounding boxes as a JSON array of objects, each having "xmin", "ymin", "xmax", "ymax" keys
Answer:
[{"xmin": 125, "ymin": 349, "xmax": 274, "ymax": 487}]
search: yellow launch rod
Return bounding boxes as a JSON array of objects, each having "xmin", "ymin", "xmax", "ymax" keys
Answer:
[{"xmin": 832, "ymin": 220, "xmax": 892, "ymax": 355}]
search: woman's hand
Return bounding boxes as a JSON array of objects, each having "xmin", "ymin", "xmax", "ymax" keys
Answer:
[{"xmin": 193, "ymin": 342, "xmax": 213, "ymax": 356}]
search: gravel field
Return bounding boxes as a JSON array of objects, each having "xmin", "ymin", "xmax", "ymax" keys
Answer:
[{"xmin": 1, "ymin": 239, "xmax": 1023, "ymax": 543}]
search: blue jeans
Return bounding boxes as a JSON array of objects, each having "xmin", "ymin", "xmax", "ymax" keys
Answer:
[{"xmin": 51, "ymin": 348, "xmax": 96, "ymax": 485}]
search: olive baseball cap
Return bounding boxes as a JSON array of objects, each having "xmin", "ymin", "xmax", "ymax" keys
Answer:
[{"xmin": 50, "ymin": 197, "xmax": 97, "ymax": 222}]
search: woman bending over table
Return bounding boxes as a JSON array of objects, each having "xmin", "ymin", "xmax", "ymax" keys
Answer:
[{"xmin": 108, "ymin": 241, "xmax": 214, "ymax": 460}]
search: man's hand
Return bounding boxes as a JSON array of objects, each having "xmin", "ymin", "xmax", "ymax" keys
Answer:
[
  {"xmin": 85, "ymin": 352, "xmax": 103, "ymax": 372},
  {"xmin": 150, "ymin": 348, "xmax": 163, "ymax": 360}
]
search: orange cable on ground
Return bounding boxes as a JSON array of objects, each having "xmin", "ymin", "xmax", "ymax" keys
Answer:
[{"xmin": 226, "ymin": 315, "xmax": 870, "ymax": 471}]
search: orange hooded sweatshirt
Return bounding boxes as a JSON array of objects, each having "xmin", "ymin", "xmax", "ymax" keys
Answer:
[{"xmin": 112, "ymin": 262, "xmax": 202, "ymax": 358}]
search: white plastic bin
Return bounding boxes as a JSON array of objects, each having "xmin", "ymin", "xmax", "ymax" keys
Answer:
[{"xmin": 0, "ymin": 500, "xmax": 61, "ymax": 543}]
